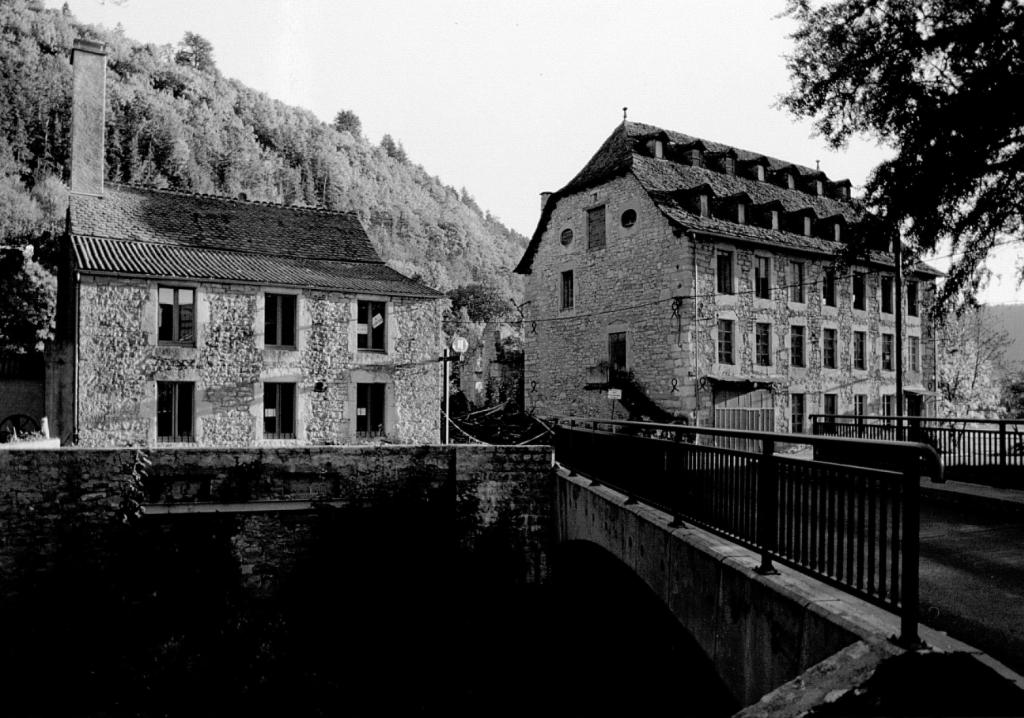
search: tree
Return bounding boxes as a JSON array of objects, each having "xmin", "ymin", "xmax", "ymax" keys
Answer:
[
  {"xmin": 174, "ymin": 32, "xmax": 215, "ymax": 72},
  {"xmin": 380, "ymin": 134, "xmax": 407, "ymax": 163},
  {"xmin": 331, "ymin": 109, "xmax": 361, "ymax": 138},
  {"xmin": 0, "ymin": 246, "xmax": 56, "ymax": 355},
  {"xmin": 936, "ymin": 307, "xmax": 1011, "ymax": 417},
  {"xmin": 446, "ymin": 284, "xmax": 513, "ymax": 324},
  {"xmin": 782, "ymin": 0, "xmax": 1024, "ymax": 307}
]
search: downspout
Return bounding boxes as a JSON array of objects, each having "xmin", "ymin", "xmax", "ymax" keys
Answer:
[
  {"xmin": 689, "ymin": 230, "xmax": 700, "ymax": 425},
  {"xmin": 74, "ymin": 271, "xmax": 80, "ymax": 444}
]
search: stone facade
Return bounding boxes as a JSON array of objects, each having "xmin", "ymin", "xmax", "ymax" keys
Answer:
[
  {"xmin": 72, "ymin": 276, "xmax": 441, "ymax": 446},
  {"xmin": 522, "ymin": 178, "xmax": 938, "ymax": 431}
]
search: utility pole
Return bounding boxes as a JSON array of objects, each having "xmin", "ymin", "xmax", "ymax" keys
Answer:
[
  {"xmin": 895, "ymin": 235, "xmax": 905, "ymax": 441},
  {"xmin": 442, "ymin": 347, "xmax": 450, "ymax": 444}
]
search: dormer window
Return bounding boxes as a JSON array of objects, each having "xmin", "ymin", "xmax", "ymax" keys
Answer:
[
  {"xmin": 833, "ymin": 223, "xmax": 842, "ymax": 242},
  {"xmin": 654, "ymin": 140, "xmax": 664, "ymax": 159},
  {"xmin": 756, "ymin": 165, "xmax": 766, "ymax": 182},
  {"xmin": 688, "ymin": 149, "xmax": 704, "ymax": 168},
  {"xmin": 803, "ymin": 215, "xmax": 812, "ymax": 236},
  {"xmin": 771, "ymin": 210, "xmax": 780, "ymax": 230},
  {"xmin": 699, "ymin": 193, "xmax": 710, "ymax": 217},
  {"xmin": 787, "ymin": 173, "xmax": 796, "ymax": 190},
  {"xmin": 815, "ymin": 179, "xmax": 824, "ymax": 196},
  {"xmin": 737, "ymin": 203, "xmax": 746, "ymax": 225},
  {"xmin": 724, "ymin": 156, "xmax": 736, "ymax": 176}
]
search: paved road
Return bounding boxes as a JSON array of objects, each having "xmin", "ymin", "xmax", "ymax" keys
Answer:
[{"xmin": 919, "ymin": 498, "xmax": 1024, "ymax": 675}]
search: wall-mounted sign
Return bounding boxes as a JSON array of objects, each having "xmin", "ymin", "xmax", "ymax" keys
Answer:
[
  {"xmin": 357, "ymin": 323, "xmax": 368, "ymax": 334},
  {"xmin": 607, "ymin": 388, "xmax": 622, "ymax": 400},
  {"xmin": 371, "ymin": 313, "xmax": 384, "ymax": 329},
  {"xmin": 451, "ymin": 336, "xmax": 469, "ymax": 354},
  {"xmin": 264, "ymin": 408, "xmax": 276, "ymax": 418}
]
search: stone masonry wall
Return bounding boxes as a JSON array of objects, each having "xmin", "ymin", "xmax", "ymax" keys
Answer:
[
  {"xmin": 523, "ymin": 175, "xmax": 693, "ymax": 420},
  {"xmin": 74, "ymin": 277, "xmax": 441, "ymax": 446},
  {"xmin": 691, "ymin": 239, "xmax": 938, "ymax": 430},
  {"xmin": 523, "ymin": 177, "xmax": 938, "ymax": 430},
  {"xmin": 0, "ymin": 444, "xmax": 555, "ymax": 599}
]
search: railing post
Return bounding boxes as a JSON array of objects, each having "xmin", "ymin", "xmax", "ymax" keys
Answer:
[
  {"xmin": 756, "ymin": 438, "xmax": 779, "ymax": 575},
  {"xmin": 1000, "ymin": 422, "xmax": 1008, "ymax": 470},
  {"xmin": 898, "ymin": 459, "xmax": 922, "ymax": 648}
]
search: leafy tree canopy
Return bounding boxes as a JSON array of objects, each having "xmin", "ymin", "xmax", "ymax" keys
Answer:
[
  {"xmin": 332, "ymin": 109, "xmax": 361, "ymax": 138},
  {"xmin": 447, "ymin": 284, "xmax": 513, "ymax": 323},
  {"xmin": 174, "ymin": 31, "xmax": 215, "ymax": 72},
  {"xmin": 782, "ymin": 0, "xmax": 1024, "ymax": 308}
]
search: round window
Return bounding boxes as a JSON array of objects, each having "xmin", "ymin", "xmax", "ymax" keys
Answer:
[
  {"xmin": 560, "ymin": 228, "xmax": 573, "ymax": 246},
  {"xmin": 621, "ymin": 209, "xmax": 637, "ymax": 228}
]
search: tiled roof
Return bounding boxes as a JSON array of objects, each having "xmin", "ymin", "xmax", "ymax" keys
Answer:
[
  {"xmin": 68, "ymin": 183, "xmax": 441, "ymax": 297},
  {"xmin": 72, "ymin": 236, "xmax": 443, "ymax": 297},
  {"xmin": 515, "ymin": 121, "xmax": 941, "ymax": 277}
]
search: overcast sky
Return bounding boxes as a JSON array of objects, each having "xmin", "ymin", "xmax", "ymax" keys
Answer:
[{"xmin": 53, "ymin": 0, "xmax": 1022, "ymax": 304}]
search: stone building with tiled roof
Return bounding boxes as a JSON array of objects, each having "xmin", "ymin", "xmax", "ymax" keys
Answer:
[
  {"xmin": 48, "ymin": 40, "xmax": 443, "ymax": 446},
  {"xmin": 515, "ymin": 120, "xmax": 940, "ymax": 432}
]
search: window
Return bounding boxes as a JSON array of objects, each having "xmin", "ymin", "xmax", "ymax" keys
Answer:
[
  {"xmin": 823, "ymin": 270, "xmax": 836, "ymax": 307},
  {"xmin": 881, "ymin": 276, "xmax": 894, "ymax": 314},
  {"xmin": 737, "ymin": 203, "xmax": 747, "ymax": 224},
  {"xmin": 621, "ymin": 209, "xmax": 637, "ymax": 228},
  {"xmin": 791, "ymin": 393, "xmax": 805, "ymax": 434},
  {"xmin": 771, "ymin": 210, "xmax": 780, "ymax": 230},
  {"xmin": 157, "ymin": 381, "xmax": 194, "ymax": 442},
  {"xmin": 882, "ymin": 394, "xmax": 895, "ymax": 416},
  {"xmin": 755, "ymin": 256, "xmax": 771, "ymax": 299},
  {"xmin": 910, "ymin": 335, "xmax": 921, "ymax": 372},
  {"xmin": 357, "ymin": 300, "xmax": 386, "ymax": 351},
  {"xmin": 853, "ymin": 331, "xmax": 866, "ymax": 370},
  {"xmin": 716, "ymin": 251, "xmax": 734, "ymax": 295},
  {"xmin": 158, "ymin": 286, "xmax": 195, "ymax": 345},
  {"xmin": 908, "ymin": 281, "xmax": 919, "ymax": 317},
  {"xmin": 789, "ymin": 261, "xmax": 805, "ymax": 303},
  {"xmin": 717, "ymin": 319, "xmax": 734, "ymax": 364},
  {"xmin": 263, "ymin": 382, "xmax": 296, "ymax": 438},
  {"xmin": 756, "ymin": 322, "xmax": 772, "ymax": 366},
  {"xmin": 587, "ymin": 205, "xmax": 606, "ymax": 250},
  {"xmin": 802, "ymin": 215, "xmax": 812, "ymax": 236},
  {"xmin": 790, "ymin": 325, "xmax": 805, "ymax": 367},
  {"xmin": 356, "ymin": 383, "xmax": 386, "ymax": 437},
  {"xmin": 854, "ymin": 394, "xmax": 867, "ymax": 416},
  {"xmin": 608, "ymin": 332, "xmax": 627, "ymax": 379},
  {"xmin": 560, "ymin": 228, "xmax": 573, "ymax": 246},
  {"xmin": 823, "ymin": 328, "xmax": 837, "ymax": 368},
  {"xmin": 852, "ymin": 274, "xmax": 866, "ymax": 310},
  {"xmin": 824, "ymin": 393, "xmax": 838, "ymax": 417},
  {"xmin": 882, "ymin": 333, "xmax": 894, "ymax": 371},
  {"xmin": 699, "ymin": 193, "xmax": 710, "ymax": 217},
  {"xmin": 756, "ymin": 165, "xmax": 766, "ymax": 182},
  {"xmin": 265, "ymin": 293, "xmax": 296, "ymax": 348},
  {"xmin": 560, "ymin": 271, "xmax": 574, "ymax": 311}
]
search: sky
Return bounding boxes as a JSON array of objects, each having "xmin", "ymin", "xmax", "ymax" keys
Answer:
[{"xmin": 51, "ymin": 0, "xmax": 1023, "ymax": 305}]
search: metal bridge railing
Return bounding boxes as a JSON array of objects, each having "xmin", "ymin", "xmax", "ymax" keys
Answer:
[
  {"xmin": 810, "ymin": 414, "xmax": 1024, "ymax": 486},
  {"xmin": 551, "ymin": 417, "xmax": 943, "ymax": 648}
]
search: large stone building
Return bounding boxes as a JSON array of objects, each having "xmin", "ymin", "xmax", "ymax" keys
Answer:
[
  {"xmin": 515, "ymin": 121, "xmax": 940, "ymax": 433},
  {"xmin": 48, "ymin": 40, "xmax": 443, "ymax": 447}
]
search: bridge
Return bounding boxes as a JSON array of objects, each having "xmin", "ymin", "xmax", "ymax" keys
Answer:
[
  {"xmin": 550, "ymin": 417, "xmax": 1024, "ymax": 714},
  {"xmin": 2, "ymin": 435, "xmax": 1024, "ymax": 714}
]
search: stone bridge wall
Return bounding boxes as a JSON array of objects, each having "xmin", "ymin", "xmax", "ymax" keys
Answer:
[{"xmin": 0, "ymin": 444, "xmax": 555, "ymax": 601}]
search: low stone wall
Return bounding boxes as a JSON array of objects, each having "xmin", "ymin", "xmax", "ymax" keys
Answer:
[{"xmin": 0, "ymin": 444, "xmax": 555, "ymax": 599}]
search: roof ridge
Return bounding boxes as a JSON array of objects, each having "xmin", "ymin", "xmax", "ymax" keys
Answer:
[
  {"xmin": 72, "ymin": 232, "xmax": 385, "ymax": 265},
  {"xmin": 106, "ymin": 182, "xmax": 362, "ymax": 218}
]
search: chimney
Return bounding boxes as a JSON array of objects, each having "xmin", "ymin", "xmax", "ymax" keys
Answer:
[
  {"xmin": 71, "ymin": 38, "xmax": 107, "ymax": 196},
  {"xmin": 540, "ymin": 191, "xmax": 552, "ymax": 211}
]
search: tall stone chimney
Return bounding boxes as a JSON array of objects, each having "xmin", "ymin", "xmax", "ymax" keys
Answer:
[{"xmin": 70, "ymin": 38, "xmax": 107, "ymax": 196}]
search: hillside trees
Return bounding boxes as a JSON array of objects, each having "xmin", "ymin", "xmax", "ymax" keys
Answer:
[
  {"xmin": 782, "ymin": 0, "xmax": 1024, "ymax": 307},
  {"xmin": 937, "ymin": 308, "xmax": 1011, "ymax": 417},
  {"xmin": 0, "ymin": 0, "xmax": 526, "ymax": 353}
]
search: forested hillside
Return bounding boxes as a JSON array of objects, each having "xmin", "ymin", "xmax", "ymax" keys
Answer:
[{"xmin": 0, "ymin": 0, "xmax": 526, "ymax": 353}]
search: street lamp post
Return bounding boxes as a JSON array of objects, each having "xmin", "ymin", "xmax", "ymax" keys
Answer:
[{"xmin": 895, "ymin": 237, "xmax": 905, "ymax": 440}]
